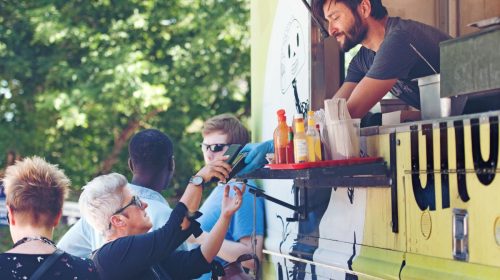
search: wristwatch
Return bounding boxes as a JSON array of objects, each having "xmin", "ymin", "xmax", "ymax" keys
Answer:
[{"xmin": 189, "ymin": 175, "xmax": 205, "ymax": 188}]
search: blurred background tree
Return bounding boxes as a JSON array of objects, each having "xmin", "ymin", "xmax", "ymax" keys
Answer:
[{"xmin": 0, "ymin": 0, "xmax": 250, "ymax": 201}]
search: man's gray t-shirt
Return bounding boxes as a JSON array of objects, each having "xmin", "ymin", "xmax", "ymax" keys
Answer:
[{"xmin": 345, "ymin": 17, "xmax": 451, "ymax": 109}]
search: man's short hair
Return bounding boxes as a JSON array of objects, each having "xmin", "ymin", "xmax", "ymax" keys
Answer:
[
  {"xmin": 128, "ymin": 129, "xmax": 173, "ymax": 173},
  {"xmin": 3, "ymin": 156, "xmax": 69, "ymax": 227},
  {"xmin": 79, "ymin": 173, "xmax": 128, "ymax": 236},
  {"xmin": 312, "ymin": 0, "xmax": 388, "ymax": 21},
  {"xmin": 202, "ymin": 114, "xmax": 250, "ymax": 145}
]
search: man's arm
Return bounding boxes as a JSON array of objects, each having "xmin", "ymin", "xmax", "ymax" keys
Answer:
[
  {"xmin": 199, "ymin": 184, "xmax": 245, "ymax": 262},
  {"xmin": 345, "ymin": 77, "xmax": 397, "ymax": 118},
  {"xmin": 207, "ymin": 234, "xmax": 264, "ymax": 269},
  {"xmin": 188, "ymin": 233, "xmax": 263, "ymax": 269},
  {"xmin": 179, "ymin": 156, "xmax": 231, "ymax": 229},
  {"xmin": 333, "ymin": 81, "xmax": 358, "ymax": 100}
]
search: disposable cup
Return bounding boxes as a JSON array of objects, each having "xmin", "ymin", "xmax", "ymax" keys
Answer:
[{"xmin": 325, "ymin": 119, "xmax": 360, "ymax": 160}]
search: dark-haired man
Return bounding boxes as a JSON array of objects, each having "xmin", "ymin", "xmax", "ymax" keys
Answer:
[
  {"xmin": 312, "ymin": 0, "xmax": 451, "ymax": 119},
  {"xmin": 239, "ymin": 0, "xmax": 452, "ymax": 176},
  {"xmin": 58, "ymin": 129, "xmax": 186, "ymax": 257}
]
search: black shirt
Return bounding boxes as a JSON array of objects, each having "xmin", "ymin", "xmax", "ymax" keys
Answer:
[
  {"xmin": 345, "ymin": 17, "xmax": 451, "ymax": 109},
  {"xmin": 0, "ymin": 251, "xmax": 99, "ymax": 280},
  {"xmin": 91, "ymin": 202, "xmax": 213, "ymax": 280}
]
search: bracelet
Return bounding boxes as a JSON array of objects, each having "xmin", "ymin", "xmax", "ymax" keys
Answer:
[{"xmin": 186, "ymin": 210, "xmax": 202, "ymax": 221}]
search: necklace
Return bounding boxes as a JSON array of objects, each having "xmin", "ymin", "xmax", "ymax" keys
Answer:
[{"xmin": 12, "ymin": 236, "xmax": 57, "ymax": 249}]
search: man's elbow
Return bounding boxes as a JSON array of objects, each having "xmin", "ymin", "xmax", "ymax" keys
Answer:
[
  {"xmin": 241, "ymin": 251, "xmax": 263, "ymax": 270},
  {"xmin": 240, "ymin": 244, "xmax": 263, "ymax": 270},
  {"xmin": 348, "ymin": 106, "xmax": 367, "ymax": 119}
]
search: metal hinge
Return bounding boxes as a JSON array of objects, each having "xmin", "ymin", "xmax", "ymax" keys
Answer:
[{"xmin": 453, "ymin": 208, "xmax": 469, "ymax": 261}]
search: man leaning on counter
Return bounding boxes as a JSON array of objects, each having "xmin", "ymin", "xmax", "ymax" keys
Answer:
[
  {"xmin": 238, "ymin": 0, "xmax": 452, "ymax": 174},
  {"xmin": 312, "ymin": 0, "xmax": 450, "ymax": 119}
]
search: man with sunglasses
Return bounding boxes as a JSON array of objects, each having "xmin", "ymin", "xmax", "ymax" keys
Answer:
[
  {"xmin": 58, "ymin": 129, "xmax": 188, "ymax": 257},
  {"xmin": 188, "ymin": 114, "xmax": 265, "ymax": 280}
]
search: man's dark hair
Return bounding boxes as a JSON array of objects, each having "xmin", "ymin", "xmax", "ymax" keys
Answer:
[
  {"xmin": 312, "ymin": 0, "xmax": 388, "ymax": 21},
  {"xmin": 128, "ymin": 129, "xmax": 173, "ymax": 173}
]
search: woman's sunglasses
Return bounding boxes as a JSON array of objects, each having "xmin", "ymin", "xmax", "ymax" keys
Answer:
[
  {"xmin": 113, "ymin": 195, "xmax": 143, "ymax": 215},
  {"xmin": 200, "ymin": 143, "xmax": 231, "ymax": 153},
  {"xmin": 108, "ymin": 195, "xmax": 143, "ymax": 229}
]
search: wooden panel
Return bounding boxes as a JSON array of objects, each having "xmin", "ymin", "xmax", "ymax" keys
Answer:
[
  {"xmin": 459, "ymin": 0, "xmax": 500, "ymax": 35},
  {"xmin": 311, "ymin": 30, "xmax": 342, "ymax": 110},
  {"xmin": 384, "ymin": 0, "xmax": 438, "ymax": 27}
]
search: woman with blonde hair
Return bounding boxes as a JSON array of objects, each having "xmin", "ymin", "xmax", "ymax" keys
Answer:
[{"xmin": 0, "ymin": 156, "xmax": 99, "ymax": 280}]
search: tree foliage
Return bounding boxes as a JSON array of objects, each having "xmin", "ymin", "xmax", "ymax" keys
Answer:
[{"xmin": 0, "ymin": 0, "xmax": 250, "ymax": 199}]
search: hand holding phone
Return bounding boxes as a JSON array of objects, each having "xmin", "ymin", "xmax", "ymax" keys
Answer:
[
  {"xmin": 208, "ymin": 144, "xmax": 243, "ymax": 184},
  {"xmin": 223, "ymin": 144, "xmax": 249, "ymax": 180},
  {"xmin": 227, "ymin": 152, "xmax": 248, "ymax": 180},
  {"xmin": 223, "ymin": 144, "xmax": 243, "ymax": 165}
]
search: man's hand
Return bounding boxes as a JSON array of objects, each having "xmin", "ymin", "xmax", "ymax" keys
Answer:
[
  {"xmin": 237, "ymin": 140, "xmax": 274, "ymax": 175},
  {"xmin": 221, "ymin": 184, "xmax": 245, "ymax": 218},
  {"xmin": 196, "ymin": 155, "xmax": 232, "ymax": 183}
]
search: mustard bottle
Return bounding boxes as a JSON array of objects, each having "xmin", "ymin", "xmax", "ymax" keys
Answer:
[{"xmin": 293, "ymin": 114, "xmax": 308, "ymax": 163}]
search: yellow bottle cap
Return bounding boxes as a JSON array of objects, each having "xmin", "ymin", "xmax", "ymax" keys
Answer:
[{"xmin": 307, "ymin": 111, "xmax": 315, "ymax": 126}]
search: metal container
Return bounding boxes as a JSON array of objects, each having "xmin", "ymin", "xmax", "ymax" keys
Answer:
[
  {"xmin": 380, "ymin": 98, "xmax": 413, "ymax": 113},
  {"xmin": 440, "ymin": 25, "xmax": 500, "ymax": 98},
  {"xmin": 418, "ymin": 74, "xmax": 442, "ymax": 120}
]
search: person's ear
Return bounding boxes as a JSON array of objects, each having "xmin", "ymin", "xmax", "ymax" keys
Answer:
[
  {"xmin": 359, "ymin": 0, "xmax": 371, "ymax": 18},
  {"xmin": 128, "ymin": 158, "xmax": 134, "ymax": 172},
  {"xmin": 6, "ymin": 205, "xmax": 15, "ymax": 226},
  {"xmin": 110, "ymin": 215, "xmax": 126, "ymax": 229},
  {"xmin": 53, "ymin": 211, "xmax": 63, "ymax": 227}
]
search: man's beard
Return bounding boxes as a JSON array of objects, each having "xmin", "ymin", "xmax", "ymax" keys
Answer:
[{"xmin": 340, "ymin": 11, "xmax": 368, "ymax": 52}]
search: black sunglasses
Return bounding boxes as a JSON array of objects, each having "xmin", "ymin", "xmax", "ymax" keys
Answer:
[
  {"xmin": 200, "ymin": 143, "xmax": 231, "ymax": 153},
  {"xmin": 113, "ymin": 195, "xmax": 143, "ymax": 215}
]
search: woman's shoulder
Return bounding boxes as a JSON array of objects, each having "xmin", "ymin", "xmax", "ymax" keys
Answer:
[
  {"xmin": 61, "ymin": 251, "xmax": 95, "ymax": 266},
  {"xmin": 0, "ymin": 252, "xmax": 99, "ymax": 280},
  {"xmin": 54, "ymin": 252, "xmax": 99, "ymax": 277}
]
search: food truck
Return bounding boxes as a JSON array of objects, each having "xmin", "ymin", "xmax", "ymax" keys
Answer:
[{"xmin": 248, "ymin": 0, "xmax": 500, "ymax": 279}]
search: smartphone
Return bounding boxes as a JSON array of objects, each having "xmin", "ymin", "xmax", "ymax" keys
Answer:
[
  {"xmin": 219, "ymin": 144, "xmax": 247, "ymax": 181},
  {"xmin": 227, "ymin": 152, "xmax": 248, "ymax": 180},
  {"xmin": 223, "ymin": 144, "xmax": 243, "ymax": 165},
  {"xmin": 209, "ymin": 144, "xmax": 243, "ymax": 184}
]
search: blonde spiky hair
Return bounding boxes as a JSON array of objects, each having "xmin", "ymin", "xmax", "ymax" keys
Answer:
[{"xmin": 3, "ymin": 156, "xmax": 69, "ymax": 227}]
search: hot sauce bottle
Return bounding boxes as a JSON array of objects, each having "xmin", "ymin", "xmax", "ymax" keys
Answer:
[
  {"xmin": 273, "ymin": 109, "xmax": 289, "ymax": 164},
  {"xmin": 306, "ymin": 111, "xmax": 320, "ymax": 162},
  {"xmin": 316, "ymin": 124, "xmax": 324, "ymax": 161}
]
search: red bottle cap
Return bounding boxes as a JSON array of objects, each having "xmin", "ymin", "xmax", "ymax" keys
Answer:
[{"xmin": 277, "ymin": 109, "xmax": 286, "ymax": 121}]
